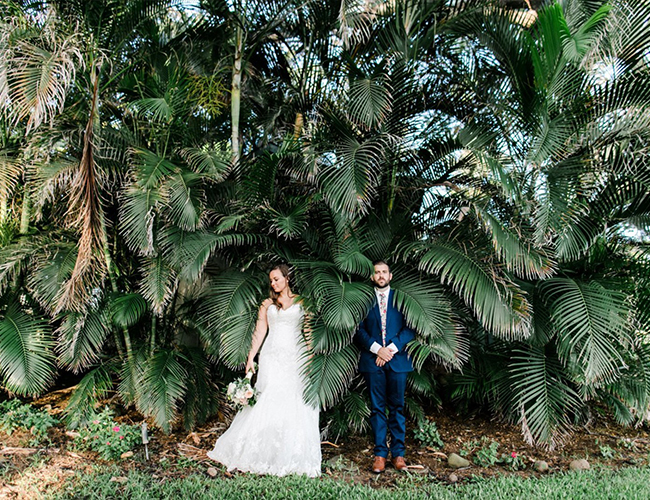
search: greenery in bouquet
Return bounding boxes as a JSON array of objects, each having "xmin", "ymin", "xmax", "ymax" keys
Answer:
[
  {"xmin": 72, "ymin": 407, "xmax": 141, "ymax": 460},
  {"xmin": 226, "ymin": 370, "xmax": 258, "ymax": 409}
]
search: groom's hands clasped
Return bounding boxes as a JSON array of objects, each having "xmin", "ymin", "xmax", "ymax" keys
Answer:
[{"xmin": 375, "ymin": 346, "xmax": 394, "ymax": 367}]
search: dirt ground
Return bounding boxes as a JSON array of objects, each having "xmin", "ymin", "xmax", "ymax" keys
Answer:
[{"xmin": 1, "ymin": 388, "xmax": 650, "ymax": 498}]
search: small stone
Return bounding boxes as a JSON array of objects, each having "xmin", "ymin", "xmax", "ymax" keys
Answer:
[
  {"xmin": 206, "ymin": 467, "xmax": 218, "ymax": 477},
  {"xmin": 65, "ymin": 430, "xmax": 80, "ymax": 439},
  {"xmin": 534, "ymin": 460, "xmax": 549, "ymax": 473},
  {"xmin": 448, "ymin": 453, "xmax": 470, "ymax": 468},
  {"xmin": 569, "ymin": 459, "xmax": 590, "ymax": 471},
  {"xmin": 448, "ymin": 473, "xmax": 459, "ymax": 483},
  {"xmin": 109, "ymin": 476, "xmax": 128, "ymax": 484},
  {"xmin": 120, "ymin": 451, "xmax": 134, "ymax": 459}
]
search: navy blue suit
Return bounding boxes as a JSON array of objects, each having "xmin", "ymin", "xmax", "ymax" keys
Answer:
[{"xmin": 355, "ymin": 289, "xmax": 415, "ymax": 458}]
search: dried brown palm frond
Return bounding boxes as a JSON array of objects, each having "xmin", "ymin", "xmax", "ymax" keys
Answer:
[
  {"xmin": 1, "ymin": 9, "xmax": 83, "ymax": 133},
  {"xmin": 55, "ymin": 68, "xmax": 107, "ymax": 313}
]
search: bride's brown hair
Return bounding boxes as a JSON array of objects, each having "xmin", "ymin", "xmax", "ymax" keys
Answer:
[{"xmin": 269, "ymin": 264, "xmax": 292, "ymax": 309}]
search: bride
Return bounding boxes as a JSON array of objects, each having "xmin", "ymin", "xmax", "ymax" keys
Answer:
[{"xmin": 207, "ymin": 264, "xmax": 321, "ymax": 477}]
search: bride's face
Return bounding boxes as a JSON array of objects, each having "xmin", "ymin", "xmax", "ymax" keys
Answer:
[{"xmin": 269, "ymin": 269, "xmax": 289, "ymax": 294}]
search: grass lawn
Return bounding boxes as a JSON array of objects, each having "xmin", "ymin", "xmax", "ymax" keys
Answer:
[{"xmin": 47, "ymin": 465, "xmax": 650, "ymax": 499}]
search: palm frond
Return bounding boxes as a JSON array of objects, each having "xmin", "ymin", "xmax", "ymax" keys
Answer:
[
  {"xmin": 319, "ymin": 134, "xmax": 386, "ymax": 216},
  {"xmin": 510, "ymin": 345, "xmax": 582, "ymax": 450},
  {"xmin": 0, "ymin": 301, "xmax": 56, "ymax": 396},
  {"xmin": 412, "ymin": 241, "xmax": 531, "ymax": 339},
  {"xmin": 64, "ymin": 364, "xmax": 114, "ymax": 428},
  {"xmin": 391, "ymin": 274, "xmax": 468, "ymax": 366},
  {"xmin": 473, "ymin": 206, "xmax": 556, "ymax": 280},
  {"xmin": 179, "ymin": 146, "xmax": 230, "ymax": 181},
  {"xmin": 139, "ymin": 254, "xmax": 177, "ymax": 316},
  {"xmin": 197, "ymin": 270, "xmax": 265, "ymax": 367},
  {"xmin": 348, "ymin": 76, "xmax": 392, "ymax": 130},
  {"xmin": 303, "ymin": 344, "xmax": 358, "ymax": 409},
  {"xmin": 110, "ymin": 292, "xmax": 148, "ymax": 328},
  {"xmin": 56, "ymin": 308, "xmax": 110, "ymax": 373},
  {"xmin": 539, "ymin": 277, "xmax": 632, "ymax": 385},
  {"xmin": 135, "ymin": 349, "xmax": 188, "ymax": 433}
]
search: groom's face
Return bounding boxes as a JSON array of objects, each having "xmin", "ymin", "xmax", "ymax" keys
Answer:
[{"xmin": 372, "ymin": 264, "xmax": 392, "ymax": 289}]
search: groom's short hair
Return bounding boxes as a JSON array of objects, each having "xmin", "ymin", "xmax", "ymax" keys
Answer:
[{"xmin": 373, "ymin": 259, "xmax": 390, "ymax": 271}]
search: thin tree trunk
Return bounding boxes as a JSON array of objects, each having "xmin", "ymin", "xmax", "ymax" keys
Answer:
[
  {"xmin": 231, "ymin": 25, "xmax": 244, "ymax": 166},
  {"xmin": 19, "ymin": 186, "xmax": 30, "ymax": 234},
  {"xmin": 0, "ymin": 197, "xmax": 7, "ymax": 225},
  {"xmin": 293, "ymin": 112, "xmax": 304, "ymax": 139}
]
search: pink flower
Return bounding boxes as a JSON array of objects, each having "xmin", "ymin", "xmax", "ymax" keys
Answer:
[
  {"xmin": 113, "ymin": 426, "xmax": 120, "ymax": 432},
  {"xmin": 119, "ymin": 435, "xmax": 124, "ymax": 440},
  {"xmin": 511, "ymin": 452, "xmax": 517, "ymax": 458},
  {"xmin": 106, "ymin": 442, "xmax": 110, "ymax": 445},
  {"xmin": 93, "ymin": 420, "xmax": 99, "ymax": 424}
]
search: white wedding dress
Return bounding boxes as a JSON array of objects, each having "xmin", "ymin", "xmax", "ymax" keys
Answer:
[{"xmin": 207, "ymin": 302, "xmax": 321, "ymax": 477}]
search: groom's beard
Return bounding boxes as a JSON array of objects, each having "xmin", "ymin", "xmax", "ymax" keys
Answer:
[{"xmin": 374, "ymin": 282, "xmax": 390, "ymax": 291}]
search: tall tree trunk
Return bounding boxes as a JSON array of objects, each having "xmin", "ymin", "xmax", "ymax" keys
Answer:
[
  {"xmin": 231, "ymin": 25, "xmax": 244, "ymax": 166},
  {"xmin": 19, "ymin": 185, "xmax": 30, "ymax": 235}
]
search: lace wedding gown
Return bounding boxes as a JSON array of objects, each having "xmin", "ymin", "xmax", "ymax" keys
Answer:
[{"xmin": 207, "ymin": 302, "xmax": 321, "ymax": 477}]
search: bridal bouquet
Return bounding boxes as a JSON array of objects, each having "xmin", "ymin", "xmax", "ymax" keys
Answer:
[{"xmin": 226, "ymin": 370, "xmax": 258, "ymax": 409}]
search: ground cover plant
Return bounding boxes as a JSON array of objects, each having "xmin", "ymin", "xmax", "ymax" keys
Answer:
[{"xmin": 39, "ymin": 465, "xmax": 650, "ymax": 499}]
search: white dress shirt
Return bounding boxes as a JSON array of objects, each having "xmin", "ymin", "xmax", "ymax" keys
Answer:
[{"xmin": 369, "ymin": 286, "xmax": 398, "ymax": 355}]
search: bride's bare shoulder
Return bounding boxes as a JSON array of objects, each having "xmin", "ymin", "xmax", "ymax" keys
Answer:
[{"xmin": 261, "ymin": 298, "xmax": 273, "ymax": 309}]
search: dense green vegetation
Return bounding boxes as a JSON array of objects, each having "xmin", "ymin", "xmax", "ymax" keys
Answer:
[{"xmin": 1, "ymin": 0, "xmax": 650, "ymax": 450}]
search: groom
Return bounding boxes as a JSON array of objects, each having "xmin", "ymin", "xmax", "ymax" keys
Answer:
[{"xmin": 355, "ymin": 261, "xmax": 415, "ymax": 473}]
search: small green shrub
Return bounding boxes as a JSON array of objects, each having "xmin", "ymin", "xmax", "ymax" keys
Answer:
[
  {"xmin": 413, "ymin": 419, "xmax": 444, "ymax": 448},
  {"xmin": 600, "ymin": 445, "xmax": 616, "ymax": 459},
  {"xmin": 72, "ymin": 407, "xmax": 141, "ymax": 460},
  {"xmin": 0, "ymin": 399, "xmax": 59, "ymax": 446},
  {"xmin": 474, "ymin": 439, "xmax": 500, "ymax": 467},
  {"xmin": 499, "ymin": 451, "xmax": 526, "ymax": 470},
  {"xmin": 459, "ymin": 439, "xmax": 480, "ymax": 457}
]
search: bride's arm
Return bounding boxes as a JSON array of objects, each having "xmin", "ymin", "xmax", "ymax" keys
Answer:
[{"xmin": 245, "ymin": 299, "xmax": 272, "ymax": 373}]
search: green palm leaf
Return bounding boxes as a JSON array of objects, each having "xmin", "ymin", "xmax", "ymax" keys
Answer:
[
  {"xmin": 510, "ymin": 345, "xmax": 582, "ymax": 449},
  {"xmin": 110, "ymin": 292, "xmax": 148, "ymax": 328},
  {"xmin": 197, "ymin": 270, "xmax": 265, "ymax": 367},
  {"xmin": 139, "ymin": 254, "xmax": 177, "ymax": 316},
  {"xmin": 28, "ymin": 243, "xmax": 77, "ymax": 314},
  {"xmin": 319, "ymin": 134, "xmax": 386, "ymax": 215},
  {"xmin": 348, "ymin": 76, "xmax": 392, "ymax": 130},
  {"xmin": 540, "ymin": 278, "xmax": 632, "ymax": 385},
  {"xmin": 56, "ymin": 309, "xmax": 110, "ymax": 373},
  {"xmin": 64, "ymin": 364, "xmax": 114, "ymax": 427},
  {"xmin": 135, "ymin": 349, "xmax": 188, "ymax": 433},
  {"xmin": 303, "ymin": 344, "xmax": 358, "ymax": 408},
  {"xmin": 0, "ymin": 302, "xmax": 56, "ymax": 396},
  {"xmin": 413, "ymin": 241, "xmax": 531, "ymax": 339}
]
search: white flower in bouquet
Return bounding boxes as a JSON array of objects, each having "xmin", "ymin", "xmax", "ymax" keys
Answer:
[{"xmin": 226, "ymin": 367, "xmax": 259, "ymax": 409}]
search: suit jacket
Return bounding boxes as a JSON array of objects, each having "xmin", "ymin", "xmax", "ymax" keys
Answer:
[{"xmin": 354, "ymin": 289, "xmax": 415, "ymax": 373}]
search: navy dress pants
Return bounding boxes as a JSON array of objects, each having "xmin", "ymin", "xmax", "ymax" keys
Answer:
[{"xmin": 363, "ymin": 367, "xmax": 408, "ymax": 458}]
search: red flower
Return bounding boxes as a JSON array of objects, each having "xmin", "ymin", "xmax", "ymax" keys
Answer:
[
  {"xmin": 106, "ymin": 442, "xmax": 110, "ymax": 446},
  {"xmin": 119, "ymin": 435, "xmax": 124, "ymax": 440},
  {"xmin": 511, "ymin": 452, "xmax": 517, "ymax": 458},
  {"xmin": 113, "ymin": 426, "xmax": 121, "ymax": 432}
]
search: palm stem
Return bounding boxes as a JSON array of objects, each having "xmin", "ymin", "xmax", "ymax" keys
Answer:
[
  {"xmin": 19, "ymin": 185, "xmax": 30, "ymax": 235},
  {"xmin": 231, "ymin": 24, "xmax": 244, "ymax": 166}
]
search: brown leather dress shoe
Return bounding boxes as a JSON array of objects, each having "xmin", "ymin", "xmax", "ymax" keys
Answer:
[
  {"xmin": 372, "ymin": 456, "xmax": 386, "ymax": 473},
  {"xmin": 391, "ymin": 456, "xmax": 407, "ymax": 471}
]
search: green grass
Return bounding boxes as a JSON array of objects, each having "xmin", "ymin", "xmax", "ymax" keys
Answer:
[{"xmin": 48, "ymin": 465, "xmax": 650, "ymax": 499}]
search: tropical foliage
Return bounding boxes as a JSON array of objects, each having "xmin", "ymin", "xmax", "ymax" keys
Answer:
[{"xmin": 0, "ymin": 0, "xmax": 649, "ymax": 449}]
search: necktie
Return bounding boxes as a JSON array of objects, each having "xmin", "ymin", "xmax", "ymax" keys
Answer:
[{"xmin": 379, "ymin": 292, "xmax": 387, "ymax": 346}]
